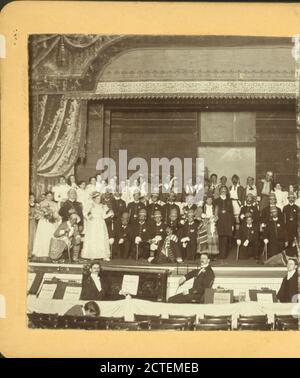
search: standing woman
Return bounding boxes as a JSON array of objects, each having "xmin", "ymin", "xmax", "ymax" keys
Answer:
[
  {"xmin": 31, "ymin": 191, "xmax": 60, "ymax": 260},
  {"xmin": 68, "ymin": 174, "xmax": 79, "ymax": 189},
  {"xmin": 82, "ymin": 192, "xmax": 113, "ymax": 261}
]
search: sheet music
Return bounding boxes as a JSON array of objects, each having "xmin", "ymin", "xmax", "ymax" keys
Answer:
[
  {"xmin": 213, "ymin": 292, "xmax": 231, "ymax": 304},
  {"xmin": 63, "ymin": 286, "xmax": 82, "ymax": 301},
  {"xmin": 121, "ymin": 275, "xmax": 139, "ymax": 296},
  {"xmin": 256, "ymin": 293, "xmax": 274, "ymax": 303},
  {"xmin": 38, "ymin": 283, "xmax": 57, "ymax": 299},
  {"xmin": 175, "ymin": 278, "xmax": 194, "ymax": 294}
]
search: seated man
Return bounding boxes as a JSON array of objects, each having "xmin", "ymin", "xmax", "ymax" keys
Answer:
[
  {"xmin": 168, "ymin": 253, "xmax": 215, "ymax": 303},
  {"xmin": 263, "ymin": 207, "xmax": 286, "ymax": 257},
  {"xmin": 80, "ymin": 262, "xmax": 105, "ymax": 301},
  {"xmin": 50, "ymin": 212, "xmax": 81, "ymax": 262},
  {"xmin": 236, "ymin": 213, "xmax": 259, "ymax": 259},
  {"xmin": 113, "ymin": 212, "xmax": 132, "ymax": 259},
  {"xmin": 277, "ymin": 258, "xmax": 299, "ymax": 303},
  {"xmin": 149, "ymin": 225, "xmax": 182, "ymax": 264},
  {"xmin": 64, "ymin": 301, "xmax": 100, "ymax": 317},
  {"xmin": 130, "ymin": 208, "xmax": 153, "ymax": 259}
]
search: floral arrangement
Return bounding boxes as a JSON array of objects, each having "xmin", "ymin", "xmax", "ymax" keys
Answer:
[{"xmin": 34, "ymin": 204, "xmax": 57, "ymax": 223}]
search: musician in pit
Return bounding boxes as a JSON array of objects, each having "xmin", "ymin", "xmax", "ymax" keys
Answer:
[{"xmin": 168, "ymin": 253, "xmax": 215, "ymax": 303}]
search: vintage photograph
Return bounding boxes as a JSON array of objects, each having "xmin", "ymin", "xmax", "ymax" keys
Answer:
[{"xmin": 27, "ymin": 34, "xmax": 299, "ymax": 331}]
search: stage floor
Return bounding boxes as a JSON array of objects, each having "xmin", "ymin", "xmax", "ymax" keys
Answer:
[{"xmin": 29, "ymin": 245, "xmax": 273, "ymax": 269}]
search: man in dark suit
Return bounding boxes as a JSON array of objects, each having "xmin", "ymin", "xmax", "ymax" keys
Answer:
[
  {"xmin": 283, "ymin": 192, "xmax": 299, "ymax": 248},
  {"xmin": 178, "ymin": 209, "xmax": 199, "ymax": 261},
  {"xmin": 168, "ymin": 253, "xmax": 215, "ymax": 303},
  {"xmin": 64, "ymin": 301, "xmax": 100, "ymax": 317},
  {"xmin": 127, "ymin": 190, "xmax": 146, "ymax": 223},
  {"xmin": 113, "ymin": 212, "xmax": 132, "ymax": 259},
  {"xmin": 236, "ymin": 213, "xmax": 259, "ymax": 259},
  {"xmin": 260, "ymin": 193, "xmax": 283, "ymax": 227},
  {"xmin": 111, "ymin": 192, "xmax": 127, "ymax": 220},
  {"xmin": 80, "ymin": 262, "xmax": 105, "ymax": 301},
  {"xmin": 214, "ymin": 186, "xmax": 234, "ymax": 259},
  {"xmin": 277, "ymin": 258, "xmax": 299, "ymax": 303},
  {"xmin": 239, "ymin": 193, "xmax": 260, "ymax": 230},
  {"xmin": 147, "ymin": 192, "xmax": 164, "ymax": 219},
  {"xmin": 162, "ymin": 192, "xmax": 180, "ymax": 223},
  {"xmin": 263, "ymin": 207, "xmax": 286, "ymax": 257},
  {"xmin": 58, "ymin": 189, "xmax": 84, "ymax": 231},
  {"xmin": 130, "ymin": 208, "xmax": 154, "ymax": 259}
]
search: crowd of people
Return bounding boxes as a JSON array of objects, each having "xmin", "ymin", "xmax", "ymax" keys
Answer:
[{"xmin": 29, "ymin": 170, "xmax": 300, "ymax": 265}]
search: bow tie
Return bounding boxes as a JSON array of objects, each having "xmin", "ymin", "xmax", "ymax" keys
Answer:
[{"xmin": 249, "ymin": 187, "xmax": 254, "ymax": 190}]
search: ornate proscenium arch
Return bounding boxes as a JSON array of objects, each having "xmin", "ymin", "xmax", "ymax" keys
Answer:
[{"xmin": 78, "ymin": 35, "xmax": 296, "ymax": 93}]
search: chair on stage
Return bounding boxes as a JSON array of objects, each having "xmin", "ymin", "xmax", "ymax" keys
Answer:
[
  {"xmin": 28, "ymin": 312, "xmax": 59, "ymax": 329},
  {"xmin": 274, "ymin": 315, "xmax": 299, "ymax": 331},
  {"xmin": 237, "ymin": 314, "xmax": 271, "ymax": 330},
  {"xmin": 168, "ymin": 314, "xmax": 197, "ymax": 330}
]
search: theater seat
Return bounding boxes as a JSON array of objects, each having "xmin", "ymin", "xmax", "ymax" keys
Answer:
[
  {"xmin": 159, "ymin": 322, "xmax": 187, "ymax": 331},
  {"xmin": 168, "ymin": 314, "xmax": 196, "ymax": 330},
  {"xmin": 28, "ymin": 312, "xmax": 59, "ymax": 329},
  {"xmin": 134, "ymin": 314, "xmax": 162, "ymax": 322},
  {"xmin": 195, "ymin": 323, "xmax": 231, "ymax": 331},
  {"xmin": 274, "ymin": 315, "xmax": 298, "ymax": 330},
  {"xmin": 238, "ymin": 315, "xmax": 268, "ymax": 323},
  {"xmin": 108, "ymin": 321, "xmax": 148, "ymax": 331},
  {"xmin": 238, "ymin": 323, "xmax": 272, "ymax": 331},
  {"xmin": 204, "ymin": 314, "xmax": 232, "ymax": 322}
]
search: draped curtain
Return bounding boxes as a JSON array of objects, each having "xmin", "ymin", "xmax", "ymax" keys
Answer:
[{"xmin": 31, "ymin": 94, "xmax": 86, "ymax": 197}]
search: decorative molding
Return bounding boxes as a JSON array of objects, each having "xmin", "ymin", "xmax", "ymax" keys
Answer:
[{"xmin": 95, "ymin": 81, "xmax": 296, "ymax": 96}]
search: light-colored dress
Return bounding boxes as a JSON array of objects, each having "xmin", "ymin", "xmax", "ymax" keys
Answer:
[
  {"xmin": 32, "ymin": 200, "xmax": 59, "ymax": 258},
  {"xmin": 81, "ymin": 203, "xmax": 110, "ymax": 259}
]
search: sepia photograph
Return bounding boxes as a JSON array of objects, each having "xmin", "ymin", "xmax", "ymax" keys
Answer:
[{"xmin": 26, "ymin": 33, "xmax": 300, "ymax": 332}]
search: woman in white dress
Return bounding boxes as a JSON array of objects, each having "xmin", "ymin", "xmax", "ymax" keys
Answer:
[
  {"xmin": 81, "ymin": 192, "xmax": 113, "ymax": 261},
  {"xmin": 32, "ymin": 191, "xmax": 60, "ymax": 259}
]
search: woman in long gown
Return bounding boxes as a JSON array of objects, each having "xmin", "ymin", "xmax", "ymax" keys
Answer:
[
  {"xmin": 81, "ymin": 192, "xmax": 113, "ymax": 261},
  {"xmin": 31, "ymin": 191, "xmax": 60, "ymax": 260}
]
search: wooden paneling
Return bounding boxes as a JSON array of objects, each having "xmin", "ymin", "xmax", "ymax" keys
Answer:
[
  {"xmin": 110, "ymin": 110, "xmax": 197, "ymax": 176},
  {"xmin": 256, "ymin": 111, "xmax": 297, "ymax": 187}
]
